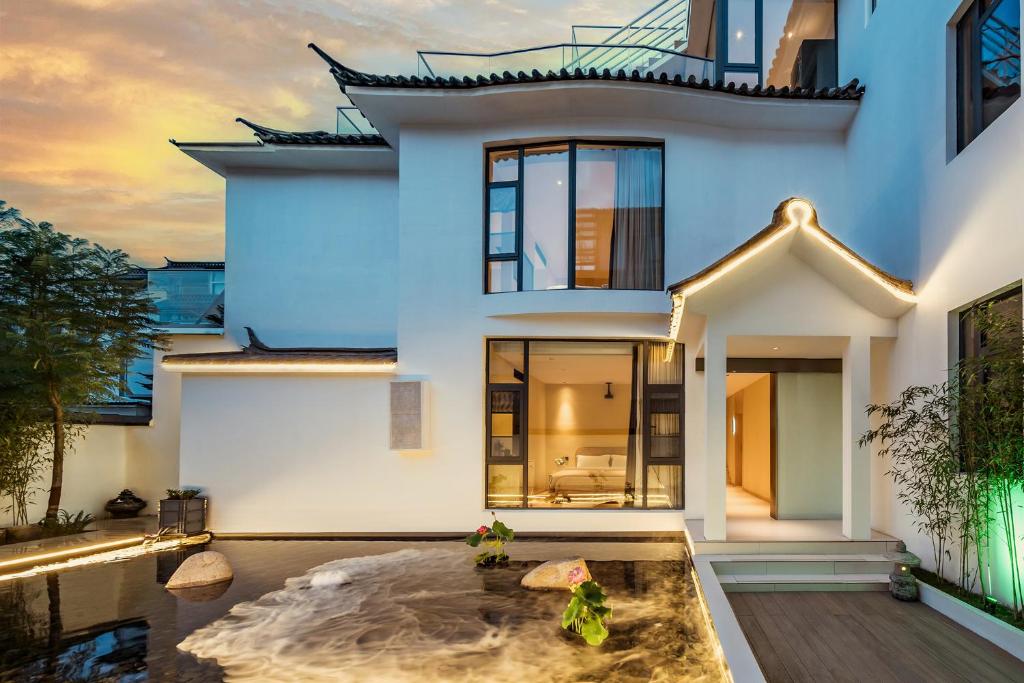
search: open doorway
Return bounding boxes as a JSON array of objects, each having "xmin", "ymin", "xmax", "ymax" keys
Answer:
[{"xmin": 725, "ymin": 370, "xmax": 842, "ymax": 525}]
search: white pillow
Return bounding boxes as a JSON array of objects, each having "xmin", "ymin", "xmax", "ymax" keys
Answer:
[
  {"xmin": 576, "ymin": 454, "xmax": 611, "ymax": 469},
  {"xmin": 608, "ymin": 454, "xmax": 628, "ymax": 470}
]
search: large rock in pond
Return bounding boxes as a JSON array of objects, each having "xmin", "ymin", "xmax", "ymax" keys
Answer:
[
  {"xmin": 520, "ymin": 557, "xmax": 591, "ymax": 590},
  {"xmin": 166, "ymin": 551, "xmax": 233, "ymax": 590}
]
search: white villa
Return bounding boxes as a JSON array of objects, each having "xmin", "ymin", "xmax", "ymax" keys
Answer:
[{"xmin": 32, "ymin": 0, "xmax": 1021, "ymax": 611}]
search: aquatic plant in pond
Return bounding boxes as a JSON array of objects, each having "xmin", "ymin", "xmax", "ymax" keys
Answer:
[
  {"xmin": 561, "ymin": 569, "xmax": 612, "ymax": 646},
  {"xmin": 466, "ymin": 512, "xmax": 514, "ymax": 566}
]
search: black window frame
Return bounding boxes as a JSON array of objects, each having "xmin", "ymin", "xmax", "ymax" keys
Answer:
[
  {"xmin": 483, "ymin": 140, "xmax": 665, "ymax": 294},
  {"xmin": 484, "ymin": 338, "xmax": 685, "ymax": 510},
  {"xmin": 953, "ymin": 283, "xmax": 1023, "ymax": 469},
  {"xmin": 956, "ymin": 0, "xmax": 1021, "ymax": 153}
]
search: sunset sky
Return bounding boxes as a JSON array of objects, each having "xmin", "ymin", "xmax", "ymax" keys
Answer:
[{"xmin": 0, "ymin": 0, "xmax": 650, "ymax": 266}]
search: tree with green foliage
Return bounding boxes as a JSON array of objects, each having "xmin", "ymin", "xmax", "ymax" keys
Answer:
[
  {"xmin": 0, "ymin": 403, "xmax": 50, "ymax": 525},
  {"xmin": 862, "ymin": 298, "xmax": 1023, "ymax": 618},
  {"xmin": 0, "ymin": 201, "xmax": 163, "ymax": 520}
]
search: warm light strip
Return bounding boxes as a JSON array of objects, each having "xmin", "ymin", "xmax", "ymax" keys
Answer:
[
  {"xmin": 801, "ymin": 224, "xmax": 918, "ymax": 303},
  {"xmin": 0, "ymin": 536, "xmax": 144, "ymax": 572},
  {"xmin": 0, "ymin": 536, "xmax": 201, "ymax": 583},
  {"xmin": 162, "ymin": 361, "xmax": 397, "ymax": 374},
  {"xmin": 665, "ymin": 198, "xmax": 917, "ymax": 343}
]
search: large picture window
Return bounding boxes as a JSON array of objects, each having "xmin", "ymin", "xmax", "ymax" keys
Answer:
[
  {"xmin": 485, "ymin": 339, "xmax": 684, "ymax": 509},
  {"xmin": 956, "ymin": 0, "xmax": 1021, "ymax": 152},
  {"xmin": 484, "ymin": 141, "xmax": 664, "ymax": 293}
]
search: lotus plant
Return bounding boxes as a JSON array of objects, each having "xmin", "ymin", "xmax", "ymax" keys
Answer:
[
  {"xmin": 465, "ymin": 512, "xmax": 514, "ymax": 566},
  {"xmin": 561, "ymin": 568, "xmax": 612, "ymax": 646}
]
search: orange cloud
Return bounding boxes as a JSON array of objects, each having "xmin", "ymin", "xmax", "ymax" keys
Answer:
[{"xmin": 0, "ymin": 0, "xmax": 651, "ymax": 265}]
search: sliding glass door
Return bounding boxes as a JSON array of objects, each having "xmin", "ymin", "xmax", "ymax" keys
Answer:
[{"xmin": 485, "ymin": 339, "xmax": 684, "ymax": 510}]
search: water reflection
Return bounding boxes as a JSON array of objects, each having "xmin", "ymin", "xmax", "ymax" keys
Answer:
[
  {"xmin": 1, "ymin": 574, "xmax": 149, "ymax": 681},
  {"xmin": 0, "ymin": 541, "xmax": 721, "ymax": 682}
]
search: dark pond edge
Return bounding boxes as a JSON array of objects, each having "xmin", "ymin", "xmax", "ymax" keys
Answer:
[{"xmin": 212, "ymin": 531, "xmax": 686, "ymax": 543}]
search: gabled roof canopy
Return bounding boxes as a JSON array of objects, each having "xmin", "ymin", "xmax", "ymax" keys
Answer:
[{"xmin": 667, "ymin": 198, "xmax": 916, "ymax": 340}]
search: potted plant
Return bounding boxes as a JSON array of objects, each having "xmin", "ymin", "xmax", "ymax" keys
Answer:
[
  {"xmin": 104, "ymin": 489, "xmax": 147, "ymax": 519},
  {"xmin": 159, "ymin": 489, "xmax": 207, "ymax": 535}
]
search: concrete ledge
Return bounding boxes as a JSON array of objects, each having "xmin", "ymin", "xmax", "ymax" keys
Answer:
[
  {"xmin": 211, "ymin": 531, "xmax": 687, "ymax": 542},
  {"xmin": 919, "ymin": 582, "xmax": 1024, "ymax": 662},
  {"xmin": 692, "ymin": 556, "xmax": 766, "ymax": 682}
]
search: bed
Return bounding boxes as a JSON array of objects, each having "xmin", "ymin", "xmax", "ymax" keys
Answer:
[{"xmin": 548, "ymin": 447, "xmax": 629, "ymax": 497}]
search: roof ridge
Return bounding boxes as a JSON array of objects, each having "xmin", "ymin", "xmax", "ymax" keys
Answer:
[
  {"xmin": 319, "ymin": 58, "xmax": 866, "ymax": 100},
  {"xmin": 234, "ymin": 117, "xmax": 388, "ymax": 147}
]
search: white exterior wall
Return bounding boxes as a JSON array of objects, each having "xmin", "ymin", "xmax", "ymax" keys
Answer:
[
  {"xmin": 390, "ymin": 120, "xmax": 850, "ymax": 533},
  {"xmin": 224, "ymin": 172, "xmax": 399, "ymax": 347},
  {"xmin": 168, "ymin": 1, "xmax": 1021, "ymax": 540},
  {"xmin": 840, "ymin": 0, "xmax": 1024, "ymax": 576}
]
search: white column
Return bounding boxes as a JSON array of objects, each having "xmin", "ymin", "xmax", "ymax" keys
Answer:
[
  {"xmin": 703, "ymin": 330, "xmax": 728, "ymax": 541},
  {"xmin": 842, "ymin": 335, "xmax": 871, "ymax": 540}
]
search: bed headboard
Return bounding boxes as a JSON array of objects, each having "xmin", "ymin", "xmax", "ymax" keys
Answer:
[{"xmin": 573, "ymin": 446, "xmax": 626, "ymax": 457}]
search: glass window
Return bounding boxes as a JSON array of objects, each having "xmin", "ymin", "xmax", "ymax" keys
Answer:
[
  {"xmin": 522, "ymin": 145, "xmax": 569, "ymax": 291},
  {"xmin": 728, "ymin": 0, "xmax": 757, "ymax": 64},
  {"xmin": 487, "ymin": 187, "xmax": 517, "ymax": 256},
  {"xmin": 486, "ymin": 261, "xmax": 517, "ymax": 294},
  {"xmin": 575, "ymin": 145, "xmax": 664, "ymax": 290},
  {"xmin": 484, "ymin": 340, "xmax": 684, "ymax": 510},
  {"xmin": 762, "ymin": 0, "xmax": 837, "ymax": 89},
  {"xmin": 957, "ymin": 0, "xmax": 1021, "ymax": 152},
  {"xmin": 488, "ymin": 149, "xmax": 519, "ymax": 182},
  {"xmin": 489, "ymin": 341, "xmax": 525, "ymax": 383},
  {"xmin": 484, "ymin": 141, "xmax": 664, "ymax": 293}
]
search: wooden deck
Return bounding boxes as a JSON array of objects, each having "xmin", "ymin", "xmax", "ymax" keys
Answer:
[{"xmin": 728, "ymin": 591, "xmax": 1024, "ymax": 682}]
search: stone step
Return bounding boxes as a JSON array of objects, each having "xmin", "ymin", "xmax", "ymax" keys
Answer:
[
  {"xmin": 691, "ymin": 539, "xmax": 899, "ymax": 557},
  {"xmin": 709, "ymin": 554, "xmax": 894, "ymax": 577},
  {"xmin": 719, "ymin": 573, "xmax": 890, "ymax": 592}
]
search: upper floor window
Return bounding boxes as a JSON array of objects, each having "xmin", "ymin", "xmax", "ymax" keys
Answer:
[
  {"xmin": 956, "ymin": 0, "xmax": 1021, "ymax": 152},
  {"xmin": 485, "ymin": 141, "xmax": 663, "ymax": 293},
  {"xmin": 717, "ymin": 0, "xmax": 838, "ymax": 89}
]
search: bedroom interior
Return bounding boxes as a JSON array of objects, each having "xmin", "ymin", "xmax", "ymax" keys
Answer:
[{"xmin": 485, "ymin": 340, "xmax": 683, "ymax": 509}]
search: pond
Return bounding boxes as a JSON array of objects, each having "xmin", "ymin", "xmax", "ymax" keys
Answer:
[{"xmin": 0, "ymin": 540, "xmax": 726, "ymax": 682}]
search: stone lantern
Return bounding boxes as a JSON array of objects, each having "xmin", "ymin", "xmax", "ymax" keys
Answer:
[{"xmin": 885, "ymin": 541, "xmax": 921, "ymax": 601}]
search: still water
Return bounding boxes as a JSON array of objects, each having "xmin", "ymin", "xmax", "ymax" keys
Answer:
[{"xmin": 0, "ymin": 540, "xmax": 725, "ymax": 682}]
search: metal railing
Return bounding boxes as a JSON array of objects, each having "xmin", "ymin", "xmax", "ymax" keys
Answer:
[
  {"xmin": 336, "ymin": 106, "xmax": 378, "ymax": 135},
  {"xmin": 416, "ymin": 43, "xmax": 713, "ymax": 82},
  {"xmin": 566, "ymin": 0, "xmax": 691, "ymax": 73}
]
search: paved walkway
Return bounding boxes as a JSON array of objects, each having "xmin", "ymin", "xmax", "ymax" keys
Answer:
[
  {"xmin": 0, "ymin": 516, "xmax": 157, "ymax": 573},
  {"xmin": 729, "ymin": 590, "xmax": 1024, "ymax": 682}
]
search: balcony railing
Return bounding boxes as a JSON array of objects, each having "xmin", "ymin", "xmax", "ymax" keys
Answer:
[
  {"xmin": 337, "ymin": 106, "xmax": 379, "ymax": 135},
  {"xmin": 416, "ymin": 43, "xmax": 713, "ymax": 82}
]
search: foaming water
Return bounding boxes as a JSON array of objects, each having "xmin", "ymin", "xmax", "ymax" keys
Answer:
[{"xmin": 179, "ymin": 548, "xmax": 724, "ymax": 682}]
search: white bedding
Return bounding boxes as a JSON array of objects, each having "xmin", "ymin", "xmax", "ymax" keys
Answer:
[{"xmin": 549, "ymin": 467, "xmax": 627, "ymax": 494}]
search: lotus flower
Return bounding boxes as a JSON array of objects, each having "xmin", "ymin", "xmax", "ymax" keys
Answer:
[
  {"xmin": 477, "ymin": 526, "xmax": 489, "ymax": 535},
  {"xmin": 568, "ymin": 566, "xmax": 585, "ymax": 586}
]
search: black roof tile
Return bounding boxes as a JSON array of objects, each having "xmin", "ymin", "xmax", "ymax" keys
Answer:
[
  {"xmin": 308, "ymin": 43, "xmax": 864, "ymax": 101},
  {"xmin": 235, "ymin": 117, "xmax": 388, "ymax": 146}
]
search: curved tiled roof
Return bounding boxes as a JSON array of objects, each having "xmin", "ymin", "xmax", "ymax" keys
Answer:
[
  {"xmin": 162, "ymin": 327, "xmax": 398, "ymax": 367},
  {"xmin": 308, "ymin": 43, "xmax": 864, "ymax": 101},
  {"xmin": 235, "ymin": 117, "xmax": 388, "ymax": 146},
  {"xmin": 157, "ymin": 258, "xmax": 225, "ymax": 270}
]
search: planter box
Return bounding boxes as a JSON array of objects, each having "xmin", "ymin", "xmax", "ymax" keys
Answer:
[
  {"xmin": 7, "ymin": 525, "xmax": 44, "ymax": 544},
  {"xmin": 919, "ymin": 581, "xmax": 1024, "ymax": 662},
  {"xmin": 158, "ymin": 497, "xmax": 208, "ymax": 536}
]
